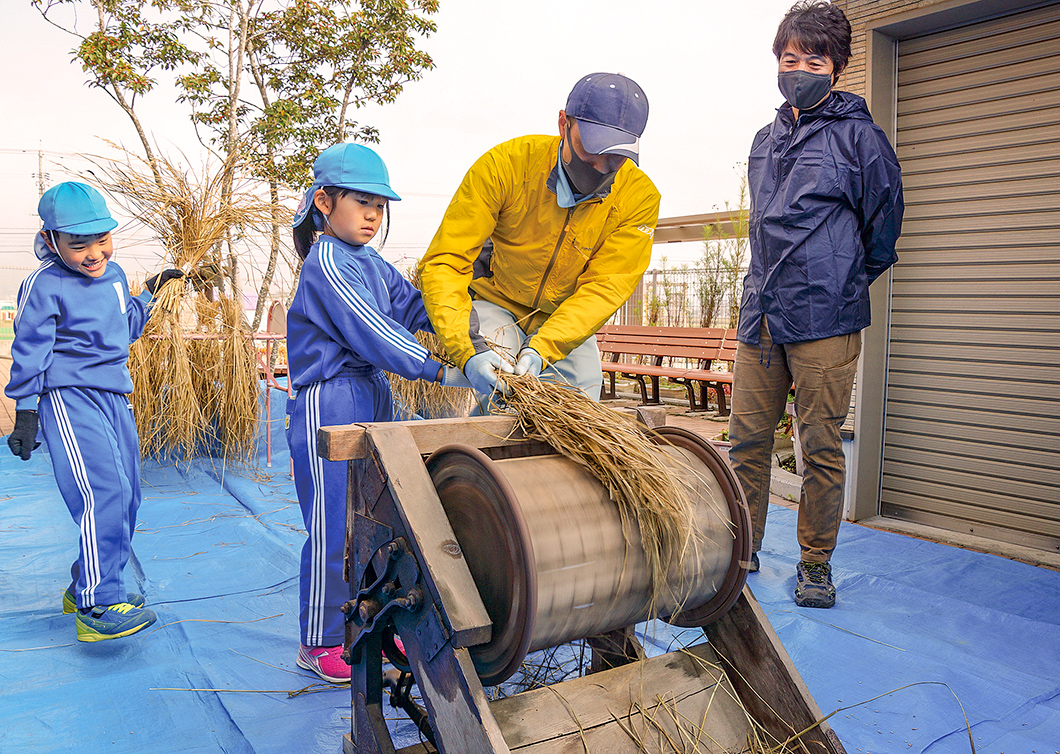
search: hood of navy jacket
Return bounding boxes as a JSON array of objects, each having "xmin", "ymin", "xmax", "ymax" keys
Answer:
[{"xmin": 738, "ymin": 90, "xmax": 904, "ymax": 346}]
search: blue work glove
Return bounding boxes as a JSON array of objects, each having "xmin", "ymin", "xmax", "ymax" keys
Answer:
[
  {"xmin": 144, "ymin": 268, "xmax": 184, "ymax": 295},
  {"xmin": 7, "ymin": 409, "xmax": 41, "ymax": 461},
  {"xmin": 463, "ymin": 350, "xmax": 514, "ymax": 395},
  {"xmin": 439, "ymin": 365, "xmax": 474, "ymax": 389},
  {"xmin": 514, "ymin": 348, "xmax": 543, "ymax": 378}
]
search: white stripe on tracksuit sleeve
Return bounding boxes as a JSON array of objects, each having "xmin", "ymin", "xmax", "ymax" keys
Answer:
[{"xmin": 303, "ymin": 239, "xmax": 440, "ymax": 383}]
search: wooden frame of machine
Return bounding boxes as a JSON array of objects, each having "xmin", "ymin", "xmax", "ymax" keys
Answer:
[{"xmin": 319, "ymin": 413, "xmax": 846, "ymax": 754}]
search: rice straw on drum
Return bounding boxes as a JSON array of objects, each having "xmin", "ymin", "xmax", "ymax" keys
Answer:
[{"xmin": 503, "ymin": 373, "xmax": 701, "ymax": 611}]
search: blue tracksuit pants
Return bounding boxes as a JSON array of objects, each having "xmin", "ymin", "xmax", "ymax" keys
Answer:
[
  {"xmin": 286, "ymin": 368, "xmax": 393, "ymax": 647},
  {"xmin": 38, "ymin": 387, "xmax": 142, "ymax": 609}
]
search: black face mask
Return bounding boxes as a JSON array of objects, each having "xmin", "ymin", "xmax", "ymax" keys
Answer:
[
  {"xmin": 562, "ymin": 122, "xmax": 618, "ymax": 196},
  {"xmin": 778, "ymin": 70, "xmax": 832, "ymax": 111}
]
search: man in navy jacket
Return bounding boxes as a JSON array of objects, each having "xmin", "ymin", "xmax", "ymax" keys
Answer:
[{"xmin": 729, "ymin": 1, "xmax": 904, "ymax": 608}]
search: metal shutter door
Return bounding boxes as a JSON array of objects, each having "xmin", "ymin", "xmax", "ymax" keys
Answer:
[{"xmin": 881, "ymin": 2, "xmax": 1060, "ymax": 552}]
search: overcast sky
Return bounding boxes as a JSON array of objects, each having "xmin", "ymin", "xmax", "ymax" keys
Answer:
[{"xmin": 0, "ymin": 0, "xmax": 800, "ymax": 299}]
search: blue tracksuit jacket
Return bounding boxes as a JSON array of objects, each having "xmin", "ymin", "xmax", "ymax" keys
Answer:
[
  {"xmin": 287, "ymin": 237, "xmax": 442, "ymax": 390},
  {"xmin": 6, "ymin": 260, "xmax": 151, "ymax": 407}
]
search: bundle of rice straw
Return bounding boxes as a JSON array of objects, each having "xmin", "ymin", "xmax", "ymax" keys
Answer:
[
  {"xmin": 90, "ymin": 148, "xmax": 285, "ymax": 463},
  {"xmin": 503, "ymin": 373, "xmax": 701, "ymax": 610},
  {"xmin": 388, "ymin": 330, "xmax": 477, "ymax": 420},
  {"xmin": 387, "ymin": 265, "xmax": 477, "ymax": 420}
]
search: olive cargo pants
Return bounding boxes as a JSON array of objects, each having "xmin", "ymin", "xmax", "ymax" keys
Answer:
[{"xmin": 727, "ymin": 317, "xmax": 861, "ymax": 564}]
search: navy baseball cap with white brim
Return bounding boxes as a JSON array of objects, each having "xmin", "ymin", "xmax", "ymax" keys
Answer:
[
  {"xmin": 292, "ymin": 143, "xmax": 401, "ymax": 228},
  {"xmin": 565, "ymin": 72, "xmax": 649, "ymax": 165}
]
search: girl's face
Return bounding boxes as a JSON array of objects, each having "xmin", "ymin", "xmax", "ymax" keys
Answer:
[
  {"xmin": 314, "ymin": 189, "xmax": 386, "ymax": 246},
  {"xmin": 43, "ymin": 230, "xmax": 114, "ymax": 278}
]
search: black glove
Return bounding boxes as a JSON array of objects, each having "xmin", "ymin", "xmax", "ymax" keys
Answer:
[
  {"xmin": 145, "ymin": 268, "xmax": 184, "ymax": 295},
  {"xmin": 8, "ymin": 410, "xmax": 41, "ymax": 461}
]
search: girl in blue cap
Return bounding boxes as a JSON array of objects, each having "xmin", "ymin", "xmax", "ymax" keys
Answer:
[
  {"xmin": 5, "ymin": 181, "xmax": 182, "ymax": 641},
  {"xmin": 287, "ymin": 143, "xmax": 469, "ymax": 682}
]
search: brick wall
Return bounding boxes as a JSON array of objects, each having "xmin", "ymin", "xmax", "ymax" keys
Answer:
[{"xmin": 834, "ymin": 0, "xmax": 951, "ymax": 96}]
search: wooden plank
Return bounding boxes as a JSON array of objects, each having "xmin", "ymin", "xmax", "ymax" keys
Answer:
[
  {"xmin": 705, "ymin": 587, "xmax": 845, "ymax": 754},
  {"xmin": 620, "ymin": 336, "xmax": 722, "ymax": 346},
  {"xmin": 599, "ymin": 325, "xmax": 735, "ymax": 338},
  {"xmin": 490, "ymin": 643, "xmax": 750, "ymax": 753},
  {"xmin": 365, "ymin": 424, "xmax": 492, "ymax": 649},
  {"xmin": 598, "ymin": 332, "xmax": 727, "ymax": 344},
  {"xmin": 600, "ymin": 344, "xmax": 722, "ymax": 360},
  {"xmin": 599, "ymin": 337, "xmax": 726, "ymax": 351},
  {"xmin": 319, "ymin": 416, "xmax": 525, "ymax": 461},
  {"xmin": 323, "ymin": 410, "xmax": 672, "ymax": 464},
  {"xmin": 410, "ymin": 646, "xmax": 512, "ymax": 754},
  {"xmin": 601, "ymin": 364, "xmax": 690, "ymax": 378},
  {"xmin": 601, "ymin": 363, "xmax": 732, "ymax": 380},
  {"xmin": 395, "ymin": 743, "xmax": 431, "ymax": 754}
]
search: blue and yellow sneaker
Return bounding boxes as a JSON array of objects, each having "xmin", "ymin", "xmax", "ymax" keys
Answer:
[
  {"xmin": 75, "ymin": 602, "xmax": 157, "ymax": 642},
  {"xmin": 62, "ymin": 588, "xmax": 144, "ymax": 615}
]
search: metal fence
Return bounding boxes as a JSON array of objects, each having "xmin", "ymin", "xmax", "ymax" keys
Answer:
[{"xmin": 610, "ymin": 266, "xmax": 748, "ymax": 328}]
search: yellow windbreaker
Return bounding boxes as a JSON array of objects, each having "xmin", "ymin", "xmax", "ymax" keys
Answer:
[{"xmin": 418, "ymin": 134, "xmax": 660, "ymax": 367}]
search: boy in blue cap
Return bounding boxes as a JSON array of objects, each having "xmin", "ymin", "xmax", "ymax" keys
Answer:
[{"xmin": 5, "ymin": 181, "xmax": 182, "ymax": 641}]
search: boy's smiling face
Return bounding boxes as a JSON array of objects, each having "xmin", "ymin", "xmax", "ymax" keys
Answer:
[{"xmin": 43, "ymin": 230, "xmax": 114, "ymax": 278}]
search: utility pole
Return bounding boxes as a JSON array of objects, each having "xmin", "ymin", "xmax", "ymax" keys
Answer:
[{"xmin": 34, "ymin": 144, "xmax": 49, "ymax": 197}]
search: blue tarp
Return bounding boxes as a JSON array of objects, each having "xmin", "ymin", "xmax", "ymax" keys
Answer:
[{"xmin": 1, "ymin": 402, "xmax": 1058, "ymax": 753}]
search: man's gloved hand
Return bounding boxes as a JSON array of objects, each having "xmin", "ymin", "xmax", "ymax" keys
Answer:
[
  {"xmin": 463, "ymin": 350, "xmax": 515, "ymax": 395},
  {"xmin": 514, "ymin": 348, "xmax": 543, "ymax": 378},
  {"xmin": 439, "ymin": 365, "xmax": 474, "ymax": 389},
  {"xmin": 8, "ymin": 409, "xmax": 41, "ymax": 461},
  {"xmin": 144, "ymin": 268, "xmax": 185, "ymax": 295}
]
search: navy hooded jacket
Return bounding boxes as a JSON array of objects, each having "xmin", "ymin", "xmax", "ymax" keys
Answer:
[{"xmin": 738, "ymin": 90, "xmax": 904, "ymax": 345}]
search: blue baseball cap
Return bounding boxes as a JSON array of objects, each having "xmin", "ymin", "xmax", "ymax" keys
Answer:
[
  {"xmin": 38, "ymin": 182, "xmax": 119, "ymax": 235},
  {"xmin": 565, "ymin": 73, "xmax": 649, "ymax": 165},
  {"xmin": 293, "ymin": 143, "xmax": 401, "ymax": 227}
]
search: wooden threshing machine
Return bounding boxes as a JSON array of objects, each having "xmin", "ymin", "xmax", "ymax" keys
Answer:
[{"xmin": 319, "ymin": 412, "xmax": 845, "ymax": 754}]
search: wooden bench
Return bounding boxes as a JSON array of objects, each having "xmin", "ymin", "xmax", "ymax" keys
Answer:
[{"xmin": 596, "ymin": 325, "xmax": 738, "ymax": 415}]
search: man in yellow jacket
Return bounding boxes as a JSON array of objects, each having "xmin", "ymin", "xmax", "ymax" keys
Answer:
[{"xmin": 418, "ymin": 72, "xmax": 661, "ymax": 408}]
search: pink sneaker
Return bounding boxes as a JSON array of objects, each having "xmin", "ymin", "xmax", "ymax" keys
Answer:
[{"xmin": 297, "ymin": 644, "xmax": 351, "ymax": 683}]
